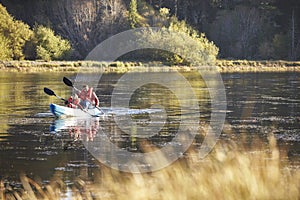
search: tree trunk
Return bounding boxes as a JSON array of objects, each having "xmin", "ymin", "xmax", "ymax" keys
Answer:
[{"xmin": 290, "ymin": 8, "xmax": 295, "ymax": 60}]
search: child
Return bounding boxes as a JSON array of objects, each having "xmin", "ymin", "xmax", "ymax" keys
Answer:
[{"xmin": 65, "ymin": 94, "xmax": 83, "ymax": 109}]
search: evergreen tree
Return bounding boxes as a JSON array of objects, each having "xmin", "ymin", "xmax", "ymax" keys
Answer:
[{"xmin": 129, "ymin": 0, "xmax": 139, "ymax": 28}]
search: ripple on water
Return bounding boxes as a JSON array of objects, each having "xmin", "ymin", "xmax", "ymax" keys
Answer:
[{"xmin": 34, "ymin": 112, "xmax": 54, "ymax": 118}]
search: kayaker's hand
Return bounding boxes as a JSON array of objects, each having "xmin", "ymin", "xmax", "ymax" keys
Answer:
[{"xmin": 64, "ymin": 100, "xmax": 68, "ymax": 105}]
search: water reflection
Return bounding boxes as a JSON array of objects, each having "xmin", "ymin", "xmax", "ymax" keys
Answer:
[
  {"xmin": 0, "ymin": 72, "xmax": 72, "ymax": 138},
  {"xmin": 49, "ymin": 108, "xmax": 184, "ymax": 153},
  {"xmin": 50, "ymin": 117, "xmax": 100, "ymax": 142}
]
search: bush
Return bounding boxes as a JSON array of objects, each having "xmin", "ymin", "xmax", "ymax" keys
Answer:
[
  {"xmin": 32, "ymin": 25, "xmax": 72, "ymax": 61},
  {"xmin": 0, "ymin": 33, "xmax": 12, "ymax": 60},
  {"xmin": 0, "ymin": 3, "xmax": 33, "ymax": 60},
  {"xmin": 125, "ymin": 7, "xmax": 218, "ymax": 66},
  {"xmin": 133, "ymin": 18, "xmax": 218, "ymax": 66},
  {"xmin": 0, "ymin": 4, "xmax": 72, "ymax": 61}
]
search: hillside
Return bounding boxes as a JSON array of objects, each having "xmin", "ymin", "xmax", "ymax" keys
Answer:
[{"xmin": 0, "ymin": 0, "xmax": 300, "ymax": 60}]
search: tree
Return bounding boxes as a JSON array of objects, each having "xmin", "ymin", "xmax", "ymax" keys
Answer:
[
  {"xmin": 275, "ymin": 0, "xmax": 300, "ymax": 60},
  {"xmin": 2, "ymin": 0, "xmax": 300, "ymax": 60},
  {"xmin": 130, "ymin": 8, "xmax": 219, "ymax": 66},
  {"xmin": 0, "ymin": 3, "xmax": 32, "ymax": 60},
  {"xmin": 32, "ymin": 25, "xmax": 72, "ymax": 61},
  {"xmin": 272, "ymin": 33, "xmax": 289, "ymax": 59},
  {"xmin": 0, "ymin": 33, "xmax": 12, "ymax": 60},
  {"xmin": 209, "ymin": 6, "xmax": 265, "ymax": 59},
  {"xmin": 9, "ymin": 20, "xmax": 33, "ymax": 60},
  {"xmin": 49, "ymin": 0, "xmax": 128, "ymax": 58},
  {"xmin": 128, "ymin": 0, "xmax": 139, "ymax": 28}
]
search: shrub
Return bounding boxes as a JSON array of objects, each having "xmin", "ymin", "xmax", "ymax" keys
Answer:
[
  {"xmin": 134, "ymin": 24, "xmax": 218, "ymax": 66},
  {"xmin": 33, "ymin": 25, "xmax": 72, "ymax": 61},
  {"xmin": 0, "ymin": 3, "xmax": 33, "ymax": 60},
  {"xmin": 126, "ymin": 7, "xmax": 218, "ymax": 66},
  {"xmin": 0, "ymin": 33, "xmax": 12, "ymax": 60}
]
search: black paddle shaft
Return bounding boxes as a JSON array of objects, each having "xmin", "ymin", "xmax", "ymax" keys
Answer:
[{"xmin": 43, "ymin": 87, "xmax": 67, "ymax": 101}]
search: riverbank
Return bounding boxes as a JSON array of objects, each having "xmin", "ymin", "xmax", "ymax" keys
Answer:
[
  {"xmin": 0, "ymin": 60, "xmax": 300, "ymax": 73},
  {"xmin": 216, "ymin": 60, "xmax": 300, "ymax": 72}
]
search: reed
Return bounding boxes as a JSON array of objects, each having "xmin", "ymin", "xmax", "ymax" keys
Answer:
[{"xmin": 1, "ymin": 134, "xmax": 299, "ymax": 200}]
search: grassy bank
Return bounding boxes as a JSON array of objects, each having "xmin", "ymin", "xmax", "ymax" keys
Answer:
[
  {"xmin": 1, "ymin": 134, "xmax": 299, "ymax": 199},
  {"xmin": 0, "ymin": 60, "xmax": 300, "ymax": 73},
  {"xmin": 216, "ymin": 60, "xmax": 300, "ymax": 72}
]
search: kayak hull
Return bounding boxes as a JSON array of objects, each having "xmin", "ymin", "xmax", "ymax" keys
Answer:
[{"xmin": 50, "ymin": 103, "xmax": 103, "ymax": 118}]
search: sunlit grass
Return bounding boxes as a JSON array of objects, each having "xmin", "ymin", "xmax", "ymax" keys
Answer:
[
  {"xmin": 216, "ymin": 59, "xmax": 300, "ymax": 72},
  {"xmin": 1, "ymin": 60, "xmax": 300, "ymax": 73},
  {"xmin": 1, "ymin": 134, "xmax": 299, "ymax": 200}
]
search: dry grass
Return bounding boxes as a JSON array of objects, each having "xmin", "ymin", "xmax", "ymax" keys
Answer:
[
  {"xmin": 216, "ymin": 59, "xmax": 300, "ymax": 72},
  {"xmin": 1, "ymin": 134, "xmax": 299, "ymax": 200},
  {"xmin": 1, "ymin": 60, "xmax": 300, "ymax": 73}
]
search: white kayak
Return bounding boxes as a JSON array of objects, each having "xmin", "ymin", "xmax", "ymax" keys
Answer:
[{"xmin": 49, "ymin": 103, "xmax": 103, "ymax": 118}]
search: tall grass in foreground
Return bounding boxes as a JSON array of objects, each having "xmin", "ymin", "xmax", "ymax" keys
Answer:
[{"xmin": 1, "ymin": 134, "xmax": 299, "ymax": 200}]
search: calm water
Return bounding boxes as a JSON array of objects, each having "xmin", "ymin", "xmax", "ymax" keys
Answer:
[{"xmin": 0, "ymin": 71, "xmax": 299, "ymax": 182}]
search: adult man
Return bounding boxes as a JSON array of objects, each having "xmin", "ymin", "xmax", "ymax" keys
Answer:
[{"xmin": 78, "ymin": 85, "xmax": 99, "ymax": 109}]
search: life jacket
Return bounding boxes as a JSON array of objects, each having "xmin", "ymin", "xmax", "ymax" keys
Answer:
[
  {"xmin": 67, "ymin": 96, "xmax": 82, "ymax": 109},
  {"xmin": 79, "ymin": 87, "xmax": 93, "ymax": 101}
]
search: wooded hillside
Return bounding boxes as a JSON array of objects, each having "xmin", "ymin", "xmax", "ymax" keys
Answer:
[{"xmin": 1, "ymin": 0, "xmax": 299, "ymax": 60}]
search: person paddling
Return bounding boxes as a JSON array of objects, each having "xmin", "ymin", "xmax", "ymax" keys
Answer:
[
  {"xmin": 77, "ymin": 85, "xmax": 99, "ymax": 109},
  {"xmin": 62, "ymin": 77, "xmax": 103, "ymax": 112},
  {"xmin": 65, "ymin": 94, "xmax": 83, "ymax": 109}
]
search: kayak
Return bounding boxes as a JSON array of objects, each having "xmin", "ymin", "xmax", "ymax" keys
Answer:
[
  {"xmin": 49, "ymin": 103, "xmax": 103, "ymax": 118},
  {"xmin": 49, "ymin": 103, "xmax": 162, "ymax": 118}
]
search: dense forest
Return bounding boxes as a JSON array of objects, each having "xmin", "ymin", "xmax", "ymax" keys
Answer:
[{"xmin": 0, "ymin": 0, "xmax": 299, "ymax": 61}]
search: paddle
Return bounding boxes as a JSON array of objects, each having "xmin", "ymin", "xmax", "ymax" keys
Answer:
[
  {"xmin": 44, "ymin": 87, "xmax": 67, "ymax": 102},
  {"xmin": 63, "ymin": 76, "xmax": 77, "ymax": 89},
  {"xmin": 44, "ymin": 87, "xmax": 96, "ymax": 117},
  {"xmin": 63, "ymin": 77, "xmax": 104, "ymax": 114}
]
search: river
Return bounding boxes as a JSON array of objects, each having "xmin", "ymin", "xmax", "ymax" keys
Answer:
[{"xmin": 0, "ymin": 71, "xmax": 299, "ymax": 182}]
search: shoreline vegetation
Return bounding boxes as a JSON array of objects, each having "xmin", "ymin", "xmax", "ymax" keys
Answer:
[
  {"xmin": 1, "ymin": 134, "xmax": 299, "ymax": 199},
  {"xmin": 0, "ymin": 60, "xmax": 300, "ymax": 73}
]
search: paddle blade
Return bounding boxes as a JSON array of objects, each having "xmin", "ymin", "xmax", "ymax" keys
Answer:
[
  {"xmin": 44, "ymin": 87, "xmax": 55, "ymax": 96},
  {"xmin": 63, "ymin": 77, "xmax": 73, "ymax": 87}
]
